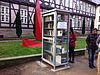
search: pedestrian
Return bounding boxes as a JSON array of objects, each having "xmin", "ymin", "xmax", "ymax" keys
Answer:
[
  {"xmin": 86, "ymin": 28, "xmax": 98, "ymax": 69},
  {"xmin": 69, "ymin": 27, "xmax": 76, "ymax": 63}
]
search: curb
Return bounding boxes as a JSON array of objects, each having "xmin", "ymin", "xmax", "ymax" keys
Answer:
[
  {"xmin": 0, "ymin": 54, "xmax": 42, "ymax": 61},
  {"xmin": 75, "ymin": 48, "xmax": 85, "ymax": 51}
]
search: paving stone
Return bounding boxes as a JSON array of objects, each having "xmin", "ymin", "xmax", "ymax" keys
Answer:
[{"xmin": 0, "ymin": 56, "xmax": 97, "ymax": 75}]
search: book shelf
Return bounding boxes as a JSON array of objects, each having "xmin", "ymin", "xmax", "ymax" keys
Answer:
[{"xmin": 42, "ymin": 9, "xmax": 70, "ymax": 71}]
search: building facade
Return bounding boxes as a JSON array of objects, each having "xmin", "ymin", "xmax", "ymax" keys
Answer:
[
  {"xmin": 95, "ymin": 5, "xmax": 100, "ymax": 30},
  {"xmin": 0, "ymin": 0, "xmax": 96, "ymax": 38}
]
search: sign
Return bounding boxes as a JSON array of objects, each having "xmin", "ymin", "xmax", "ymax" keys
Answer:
[{"xmin": 57, "ymin": 22, "xmax": 67, "ymax": 29}]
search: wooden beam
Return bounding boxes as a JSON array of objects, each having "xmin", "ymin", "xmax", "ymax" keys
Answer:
[
  {"xmin": 9, "ymin": 3, "xmax": 11, "ymax": 27},
  {"xmin": 28, "ymin": 8, "xmax": 34, "ymax": 25},
  {"xmin": 27, "ymin": 6, "xmax": 29, "ymax": 28},
  {"xmin": 0, "ymin": 1, "xmax": 1, "ymax": 27}
]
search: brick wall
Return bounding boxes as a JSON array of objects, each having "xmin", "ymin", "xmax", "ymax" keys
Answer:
[{"xmin": 0, "ymin": 28, "xmax": 34, "ymax": 38}]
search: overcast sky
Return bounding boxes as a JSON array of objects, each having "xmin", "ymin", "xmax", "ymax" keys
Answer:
[{"xmin": 92, "ymin": 0, "xmax": 100, "ymax": 4}]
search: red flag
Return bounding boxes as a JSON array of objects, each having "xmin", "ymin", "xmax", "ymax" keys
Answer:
[{"xmin": 35, "ymin": 0, "xmax": 42, "ymax": 40}]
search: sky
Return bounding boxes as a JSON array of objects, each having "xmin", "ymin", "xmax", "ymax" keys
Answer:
[{"xmin": 92, "ymin": 0, "xmax": 100, "ymax": 4}]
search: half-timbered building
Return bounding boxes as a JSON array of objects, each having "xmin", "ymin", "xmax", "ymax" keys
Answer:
[
  {"xmin": 0, "ymin": 0, "xmax": 97, "ymax": 38},
  {"xmin": 95, "ymin": 4, "xmax": 100, "ymax": 30}
]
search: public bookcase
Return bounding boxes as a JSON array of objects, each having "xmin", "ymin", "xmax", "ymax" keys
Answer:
[{"xmin": 42, "ymin": 9, "xmax": 70, "ymax": 71}]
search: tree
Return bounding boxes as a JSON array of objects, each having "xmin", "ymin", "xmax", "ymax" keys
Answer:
[
  {"xmin": 90, "ymin": 18, "xmax": 94, "ymax": 33},
  {"xmin": 15, "ymin": 10, "xmax": 22, "ymax": 38},
  {"xmin": 82, "ymin": 17, "xmax": 85, "ymax": 35}
]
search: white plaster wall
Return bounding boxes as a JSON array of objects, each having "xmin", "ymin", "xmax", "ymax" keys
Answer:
[
  {"xmin": 1, "ymin": 24, "xmax": 9, "ymax": 27},
  {"xmin": 11, "ymin": 4, "xmax": 19, "ymax": 9},
  {"xmin": 29, "ymin": 7, "xmax": 34, "ymax": 12},
  {"xmin": 11, "ymin": 9, "xmax": 16, "ymax": 23}
]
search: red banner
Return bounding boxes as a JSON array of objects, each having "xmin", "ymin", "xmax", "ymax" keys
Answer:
[
  {"xmin": 22, "ymin": 38, "xmax": 42, "ymax": 48},
  {"xmin": 35, "ymin": 0, "xmax": 42, "ymax": 40}
]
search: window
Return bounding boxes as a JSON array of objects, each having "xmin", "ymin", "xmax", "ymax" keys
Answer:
[
  {"xmin": 21, "ymin": 17, "xmax": 23, "ymax": 23},
  {"xmin": 25, "ymin": 10, "xmax": 26, "ymax": 16},
  {"xmin": 86, "ymin": 3, "xmax": 89, "ymax": 15},
  {"xmin": 87, "ymin": 18, "xmax": 90, "ymax": 28},
  {"xmin": 82, "ymin": 3, "xmax": 85, "ymax": 14},
  {"xmin": 99, "ymin": 7, "xmax": 100, "ymax": 13},
  {"xmin": 75, "ymin": 16, "xmax": 78, "ymax": 28},
  {"xmin": 65, "ymin": 0, "xmax": 69, "ymax": 7},
  {"xmin": 72, "ymin": 15, "xmax": 76, "ymax": 28},
  {"xmin": 73, "ymin": 0, "xmax": 77, "ymax": 9},
  {"xmin": 1, "ymin": 15, "xmax": 4, "ymax": 21},
  {"xmin": 25, "ymin": 17, "xmax": 27, "ymax": 23},
  {"xmin": 1, "ymin": 6, "xmax": 9, "ymax": 22},
  {"xmin": 21, "ymin": 10, "xmax": 23, "ymax": 15},
  {"xmin": 76, "ymin": 0, "xmax": 80, "ymax": 10},
  {"xmin": 20, "ymin": 9, "xmax": 27, "ymax": 24},
  {"xmin": 85, "ymin": 18, "xmax": 89, "ymax": 28},
  {"xmin": 80, "ymin": 1, "xmax": 82, "ymax": 11},
  {"xmin": 98, "ymin": 25, "xmax": 100, "ymax": 30},
  {"xmin": 88, "ymin": 4, "xmax": 91, "ymax": 14},
  {"xmin": 6, "ymin": 15, "xmax": 8, "ymax": 21},
  {"xmin": 93, "ymin": 6, "xmax": 96, "ymax": 14},
  {"xmin": 1, "ymin": 7, "xmax": 4, "ymax": 13},
  {"xmin": 85, "ymin": 3, "xmax": 88, "ymax": 12},
  {"xmin": 78, "ymin": 16, "xmax": 82, "ymax": 28},
  {"xmin": 29, "ymin": 0, "xmax": 35, "ymax": 3},
  {"xmin": 6, "ymin": 7, "xmax": 8, "ymax": 14},
  {"xmin": 80, "ymin": 1, "xmax": 83, "ymax": 14},
  {"xmin": 44, "ymin": 0, "xmax": 49, "ymax": 1},
  {"xmin": 99, "ymin": 16, "xmax": 100, "ymax": 22},
  {"xmin": 91, "ymin": 6, "xmax": 94, "ymax": 14},
  {"xmin": 70, "ymin": 0, "xmax": 73, "ymax": 8},
  {"xmin": 55, "ymin": 0, "xmax": 60, "ymax": 5}
]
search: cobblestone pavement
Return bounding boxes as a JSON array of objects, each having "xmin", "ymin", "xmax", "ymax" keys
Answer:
[{"xmin": 0, "ymin": 56, "xmax": 97, "ymax": 75}]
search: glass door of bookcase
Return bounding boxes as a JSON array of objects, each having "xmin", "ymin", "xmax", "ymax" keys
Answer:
[
  {"xmin": 42, "ymin": 12, "xmax": 55, "ymax": 65},
  {"xmin": 55, "ymin": 13, "xmax": 69, "ymax": 66}
]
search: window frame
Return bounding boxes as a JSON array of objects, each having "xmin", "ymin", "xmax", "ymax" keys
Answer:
[
  {"xmin": 1, "ymin": 6, "xmax": 9, "ymax": 22},
  {"xmin": 20, "ymin": 9, "xmax": 27, "ymax": 24}
]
